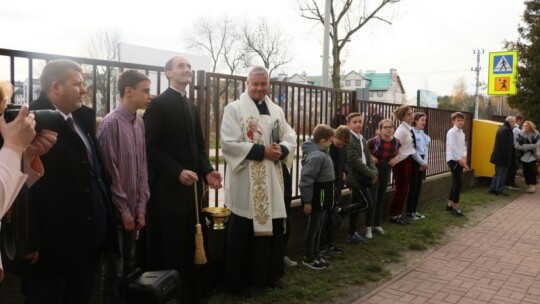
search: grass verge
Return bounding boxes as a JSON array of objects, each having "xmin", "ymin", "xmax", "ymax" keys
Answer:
[{"xmin": 204, "ymin": 182, "xmax": 523, "ymax": 304}]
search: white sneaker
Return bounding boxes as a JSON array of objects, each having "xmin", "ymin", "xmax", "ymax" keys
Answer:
[
  {"xmin": 365, "ymin": 227, "xmax": 373, "ymax": 239},
  {"xmin": 284, "ymin": 256, "xmax": 298, "ymax": 267},
  {"xmin": 374, "ymin": 226, "xmax": 385, "ymax": 235}
]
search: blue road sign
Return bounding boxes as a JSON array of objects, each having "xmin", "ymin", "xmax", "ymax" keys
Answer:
[{"xmin": 493, "ymin": 55, "xmax": 513, "ymax": 74}]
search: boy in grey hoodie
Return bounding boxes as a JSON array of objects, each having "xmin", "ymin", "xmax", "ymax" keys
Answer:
[{"xmin": 300, "ymin": 124, "xmax": 336, "ymax": 270}]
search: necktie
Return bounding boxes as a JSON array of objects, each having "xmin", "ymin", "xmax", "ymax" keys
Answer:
[{"xmin": 411, "ymin": 129, "xmax": 417, "ymax": 149}]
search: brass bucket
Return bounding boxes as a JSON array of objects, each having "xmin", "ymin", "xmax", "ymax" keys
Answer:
[{"xmin": 202, "ymin": 207, "xmax": 231, "ymax": 230}]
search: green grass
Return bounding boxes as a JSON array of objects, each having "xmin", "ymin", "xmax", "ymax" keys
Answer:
[{"xmin": 204, "ymin": 183, "xmax": 523, "ymax": 304}]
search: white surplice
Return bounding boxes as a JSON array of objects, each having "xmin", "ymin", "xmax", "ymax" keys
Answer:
[{"xmin": 221, "ymin": 92, "xmax": 296, "ymax": 235}]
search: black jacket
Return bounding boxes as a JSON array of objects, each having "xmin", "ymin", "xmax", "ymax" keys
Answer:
[
  {"xmin": 490, "ymin": 121, "xmax": 514, "ymax": 166},
  {"xmin": 2, "ymin": 93, "xmax": 117, "ymax": 277}
]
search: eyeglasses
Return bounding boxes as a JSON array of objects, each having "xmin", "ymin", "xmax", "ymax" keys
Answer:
[{"xmin": 382, "ymin": 126, "xmax": 394, "ymax": 129}]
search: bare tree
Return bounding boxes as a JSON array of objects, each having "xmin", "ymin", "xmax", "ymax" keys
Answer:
[
  {"xmin": 185, "ymin": 16, "xmax": 250, "ymax": 75},
  {"xmin": 222, "ymin": 28, "xmax": 250, "ymax": 75},
  {"xmin": 298, "ymin": 0, "xmax": 400, "ymax": 88},
  {"xmin": 185, "ymin": 17, "xmax": 230, "ymax": 73},
  {"xmin": 80, "ymin": 28, "xmax": 123, "ymax": 116},
  {"xmin": 241, "ymin": 18, "xmax": 292, "ymax": 77},
  {"xmin": 82, "ymin": 28, "xmax": 123, "ymax": 61}
]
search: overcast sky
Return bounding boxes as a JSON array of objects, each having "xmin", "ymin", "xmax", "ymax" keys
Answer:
[{"xmin": 0, "ymin": 0, "xmax": 525, "ymax": 97}]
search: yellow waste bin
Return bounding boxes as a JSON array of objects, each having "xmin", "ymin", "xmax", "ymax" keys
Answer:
[{"xmin": 471, "ymin": 119, "xmax": 502, "ymax": 177}]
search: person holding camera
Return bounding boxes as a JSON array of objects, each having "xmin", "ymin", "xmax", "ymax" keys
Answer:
[
  {"xmin": 4, "ymin": 60, "xmax": 117, "ymax": 304},
  {"xmin": 0, "ymin": 80, "xmax": 57, "ymax": 282}
]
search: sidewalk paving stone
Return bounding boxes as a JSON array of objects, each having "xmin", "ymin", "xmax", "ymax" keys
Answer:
[{"xmin": 354, "ymin": 191, "xmax": 540, "ymax": 304}]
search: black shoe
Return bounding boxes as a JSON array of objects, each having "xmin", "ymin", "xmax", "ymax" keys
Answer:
[
  {"xmin": 446, "ymin": 205, "xmax": 454, "ymax": 211},
  {"xmin": 451, "ymin": 209, "xmax": 464, "ymax": 217},
  {"xmin": 390, "ymin": 216, "xmax": 408, "ymax": 225},
  {"xmin": 322, "ymin": 248, "xmax": 335, "ymax": 260},
  {"xmin": 330, "ymin": 245, "xmax": 344, "ymax": 254},
  {"xmin": 488, "ymin": 190, "xmax": 499, "ymax": 195}
]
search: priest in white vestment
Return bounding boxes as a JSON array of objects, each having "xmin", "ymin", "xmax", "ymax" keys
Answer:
[{"xmin": 221, "ymin": 66, "xmax": 296, "ymax": 295}]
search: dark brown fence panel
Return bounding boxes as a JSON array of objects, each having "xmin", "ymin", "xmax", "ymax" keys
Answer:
[
  {"xmin": 0, "ymin": 48, "xmax": 473, "ymax": 205},
  {"xmin": 354, "ymin": 100, "xmax": 473, "ymax": 179},
  {"xmin": 202, "ymin": 73, "xmax": 354, "ymax": 201},
  {"xmin": 0, "ymin": 48, "xmax": 165, "ymax": 118}
]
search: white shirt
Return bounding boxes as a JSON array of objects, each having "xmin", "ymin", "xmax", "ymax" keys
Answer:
[
  {"xmin": 446, "ymin": 126, "xmax": 467, "ymax": 161},
  {"xmin": 395, "ymin": 122, "xmax": 418, "ymax": 163}
]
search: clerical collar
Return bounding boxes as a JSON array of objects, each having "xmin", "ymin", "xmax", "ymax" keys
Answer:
[
  {"xmin": 169, "ymin": 86, "xmax": 187, "ymax": 97},
  {"xmin": 251, "ymin": 98, "xmax": 270, "ymax": 115}
]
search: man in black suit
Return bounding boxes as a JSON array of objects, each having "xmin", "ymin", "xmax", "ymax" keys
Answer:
[
  {"xmin": 489, "ymin": 116, "xmax": 516, "ymax": 196},
  {"xmin": 5, "ymin": 59, "xmax": 117, "ymax": 303},
  {"xmin": 142, "ymin": 55, "xmax": 222, "ymax": 303}
]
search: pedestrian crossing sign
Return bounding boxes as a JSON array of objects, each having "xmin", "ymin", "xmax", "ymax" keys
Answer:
[
  {"xmin": 488, "ymin": 51, "xmax": 517, "ymax": 95},
  {"xmin": 493, "ymin": 56, "xmax": 513, "ymax": 74}
]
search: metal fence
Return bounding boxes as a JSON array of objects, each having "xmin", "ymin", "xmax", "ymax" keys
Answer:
[{"xmin": 1, "ymin": 48, "xmax": 473, "ymax": 206}]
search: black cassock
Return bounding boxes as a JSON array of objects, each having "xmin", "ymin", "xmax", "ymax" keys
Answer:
[{"xmin": 142, "ymin": 88, "xmax": 214, "ymax": 303}]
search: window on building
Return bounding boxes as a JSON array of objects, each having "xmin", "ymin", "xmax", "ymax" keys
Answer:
[
  {"xmin": 369, "ymin": 91, "xmax": 373, "ymax": 97},
  {"xmin": 355, "ymin": 80, "xmax": 362, "ymax": 86},
  {"xmin": 377, "ymin": 91, "xmax": 384, "ymax": 97},
  {"xmin": 345, "ymin": 80, "xmax": 351, "ymax": 86}
]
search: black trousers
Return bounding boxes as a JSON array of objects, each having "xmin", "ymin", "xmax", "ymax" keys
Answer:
[
  {"xmin": 522, "ymin": 160, "xmax": 538, "ymax": 185},
  {"xmin": 21, "ymin": 272, "xmax": 94, "ymax": 304},
  {"xmin": 407, "ymin": 158, "xmax": 426, "ymax": 214},
  {"xmin": 506, "ymin": 148, "xmax": 518, "ymax": 186},
  {"xmin": 348, "ymin": 187, "xmax": 372, "ymax": 235},
  {"xmin": 448, "ymin": 160, "xmax": 464, "ymax": 202}
]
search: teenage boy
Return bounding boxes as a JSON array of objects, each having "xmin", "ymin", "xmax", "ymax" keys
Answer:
[
  {"xmin": 98, "ymin": 70, "xmax": 152, "ymax": 303},
  {"xmin": 445, "ymin": 112, "xmax": 469, "ymax": 216},
  {"xmin": 321, "ymin": 125, "xmax": 351, "ymax": 258},
  {"xmin": 300, "ymin": 124, "xmax": 336, "ymax": 270},
  {"xmin": 345, "ymin": 113, "xmax": 377, "ymax": 243}
]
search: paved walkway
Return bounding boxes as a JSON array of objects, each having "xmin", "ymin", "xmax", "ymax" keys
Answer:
[{"xmin": 354, "ymin": 192, "xmax": 540, "ymax": 304}]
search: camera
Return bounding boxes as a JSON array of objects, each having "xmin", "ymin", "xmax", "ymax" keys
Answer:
[{"xmin": 3, "ymin": 104, "xmax": 62, "ymax": 132}]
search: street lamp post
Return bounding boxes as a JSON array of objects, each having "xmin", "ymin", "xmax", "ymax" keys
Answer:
[{"xmin": 321, "ymin": 0, "xmax": 331, "ymax": 87}]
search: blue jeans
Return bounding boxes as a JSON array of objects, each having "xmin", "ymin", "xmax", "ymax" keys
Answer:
[
  {"xmin": 101, "ymin": 228, "xmax": 137, "ymax": 304},
  {"xmin": 489, "ymin": 165, "xmax": 509, "ymax": 194},
  {"xmin": 304, "ymin": 209, "xmax": 325, "ymax": 260}
]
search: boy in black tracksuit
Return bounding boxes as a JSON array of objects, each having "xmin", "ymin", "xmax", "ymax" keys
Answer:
[
  {"xmin": 321, "ymin": 125, "xmax": 351, "ymax": 258},
  {"xmin": 300, "ymin": 124, "xmax": 336, "ymax": 270}
]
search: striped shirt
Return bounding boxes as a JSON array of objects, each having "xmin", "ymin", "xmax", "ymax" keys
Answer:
[{"xmin": 98, "ymin": 102, "xmax": 150, "ymax": 221}]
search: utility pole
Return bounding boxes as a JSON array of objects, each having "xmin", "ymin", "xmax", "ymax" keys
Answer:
[
  {"xmin": 471, "ymin": 49, "xmax": 484, "ymax": 119},
  {"xmin": 321, "ymin": 0, "xmax": 331, "ymax": 87}
]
